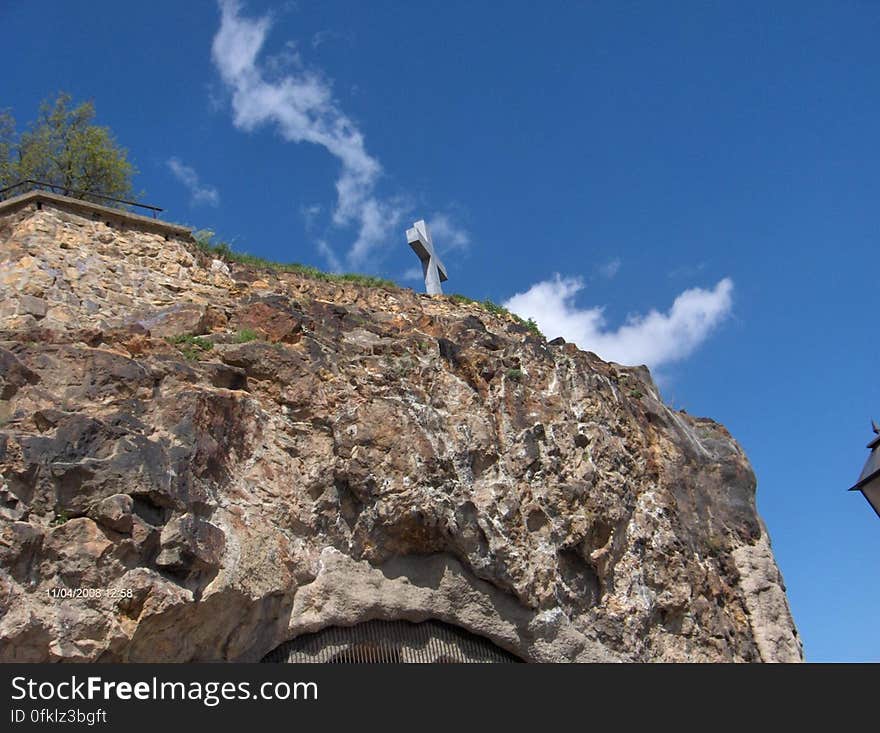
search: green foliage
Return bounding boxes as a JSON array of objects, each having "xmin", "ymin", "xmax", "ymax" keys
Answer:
[
  {"xmin": 334, "ymin": 272, "xmax": 398, "ymax": 288},
  {"xmin": 523, "ymin": 317, "xmax": 542, "ymax": 338},
  {"xmin": 193, "ymin": 229, "xmax": 233, "ymax": 258},
  {"xmin": 192, "ymin": 229, "xmax": 398, "ymax": 290},
  {"xmin": 166, "ymin": 334, "xmax": 213, "ymax": 349},
  {"xmin": 506, "ymin": 368, "xmax": 524, "ymax": 381},
  {"xmin": 629, "ymin": 389, "xmax": 644, "ymax": 399},
  {"xmin": 447, "ymin": 294, "xmax": 544, "ymax": 339},
  {"xmin": 51, "ymin": 507, "xmax": 70, "ymax": 527},
  {"xmin": 233, "ymin": 328, "xmax": 261, "ymax": 343},
  {"xmin": 181, "ymin": 348, "xmax": 205, "ymax": 362},
  {"xmin": 480, "ymin": 299, "xmax": 507, "ymax": 316},
  {"xmin": 0, "ymin": 112, "xmax": 15, "ymax": 191},
  {"xmin": 448, "ymin": 293, "xmax": 476, "ymax": 305},
  {"xmin": 0, "ymin": 92, "xmax": 135, "ymax": 204},
  {"xmin": 166, "ymin": 334, "xmax": 213, "ymax": 360}
]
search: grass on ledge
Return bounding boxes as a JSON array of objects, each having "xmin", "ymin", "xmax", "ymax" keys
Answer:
[
  {"xmin": 192, "ymin": 231, "xmax": 541, "ymax": 335},
  {"xmin": 233, "ymin": 328, "xmax": 262, "ymax": 343},
  {"xmin": 193, "ymin": 230, "xmax": 397, "ymax": 290},
  {"xmin": 166, "ymin": 334, "xmax": 213, "ymax": 360},
  {"xmin": 448, "ymin": 294, "xmax": 544, "ymax": 339}
]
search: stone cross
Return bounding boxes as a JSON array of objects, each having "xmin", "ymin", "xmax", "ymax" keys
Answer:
[{"xmin": 406, "ymin": 219, "xmax": 447, "ymax": 295}]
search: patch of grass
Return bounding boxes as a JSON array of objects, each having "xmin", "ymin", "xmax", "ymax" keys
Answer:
[
  {"xmin": 506, "ymin": 368, "xmax": 524, "ymax": 381},
  {"xmin": 233, "ymin": 328, "xmax": 261, "ymax": 343},
  {"xmin": 488, "ymin": 301, "xmax": 543, "ymax": 339},
  {"xmin": 194, "ymin": 230, "xmax": 234, "ymax": 260},
  {"xmin": 480, "ymin": 299, "xmax": 507, "ymax": 317},
  {"xmin": 523, "ymin": 317, "xmax": 542, "ymax": 338},
  {"xmin": 447, "ymin": 294, "xmax": 544, "ymax": 339},
  {"xmin": 180, "ymin": 347, "xmax": 206, "ymax": 361},
  {"xmin": 629, "ymin": 389, "xmax": 644, "ymax": 399},
  {"xmin": 448, "ymin": 293, "xmax": 475, "ymax": 305},
  {"xmin": 167, "ymin": 334, "xmax": 213, "ymax": 350},
  {"xmin": 192, "ymin": 230, "xmax": 397, "ymax": 290},
  {"xmin": 335, "ymin": 272, "xmax": 398, "ymax": 288},
  {"xmin": 51, "ymin": 508, "xmax": 70, "ymax": 527},
  {"xmin": 166, "ymin": 334, "xmax": 213, "ymax": 361}
]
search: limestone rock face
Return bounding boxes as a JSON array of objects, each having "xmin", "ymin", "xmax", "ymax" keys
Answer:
[{"xmin": 0, "ymin": 200, "xmax": 802, "ymax": 662}]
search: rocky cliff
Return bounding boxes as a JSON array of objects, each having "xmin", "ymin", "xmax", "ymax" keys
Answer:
[{"xmin": 0, "ymin": 194, "xmax": 802, "ymax": 662}]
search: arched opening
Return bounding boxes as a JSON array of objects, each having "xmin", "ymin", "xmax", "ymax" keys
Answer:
[{"xmin": 262, "ymin": 619, "xmax": 522, "ymax": 663}]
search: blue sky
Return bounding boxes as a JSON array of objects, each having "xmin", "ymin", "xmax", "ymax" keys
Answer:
[{"xmin": 2, "ymin": 0, "xmax": 878, "ymax": 661}]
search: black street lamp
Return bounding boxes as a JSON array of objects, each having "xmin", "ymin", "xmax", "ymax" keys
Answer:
[{"xmin": 850, "ymin": 421, "xmax": 880, "ymax": 519}]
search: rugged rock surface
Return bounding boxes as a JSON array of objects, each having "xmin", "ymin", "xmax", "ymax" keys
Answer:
[{"xmin": 0, "ymin": 197, "xmax": 802, "ymax": 662}]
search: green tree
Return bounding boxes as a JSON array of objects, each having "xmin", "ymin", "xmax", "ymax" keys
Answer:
[
  {"xmin": 0, "ymin": 92, "xmax": 136, "ymax": 205},
  {"xmin": 0, "ymin": 111, "xmax": 15, "ymax": 189}
]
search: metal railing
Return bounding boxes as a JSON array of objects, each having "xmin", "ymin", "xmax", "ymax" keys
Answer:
[{"xmin": 0, "ymin": 179, "xmax": 163, "ymax": 218}]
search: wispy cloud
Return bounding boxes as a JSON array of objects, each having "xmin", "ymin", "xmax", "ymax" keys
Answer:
[
  {"xmin": 316, "ymin": 239, "xmax": 343, "ymax": 273},
  {"xmin": 598, "ymin": 258, "xmax": 621, "ymax": 279},
  {"xmin": 311, "ymin": 29, "xmax": 351, "ymax": 49},
  {"xmin": 667, "ymin": 261, "xmax": 707, "ymax": 280},
  {"xmin": 429, "ymin": 213, "xmax": 470, "ymax": 251},
  {"xmin": 300, "ymin": 203, "xmax": 322, "ymax": 229},
  {"xmin": 264, "ymin": 40, "xmax": 302, "ymax": 75},
  {"xmin": 401, "ymin": 265, "xmax": 426, "ymax": 281},
  {"xmin": 503, "ymin": 275, "xmax": 733, "ymax": 369},
  {"xmin": 167, "ymin": 157, "xmax": 220, "ymax": 207},
  {"xmin": 211, "ymin": 0, "xmax": 403, "ymax": 265}
]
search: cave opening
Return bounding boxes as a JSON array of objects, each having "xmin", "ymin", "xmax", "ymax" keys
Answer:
[{"xmin": 262, "ymin": 619, "xmax": 523, "ymax": 663}]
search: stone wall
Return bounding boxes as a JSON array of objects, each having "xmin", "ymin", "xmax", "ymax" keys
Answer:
[{"xmin": 0, "ymin": 199, "xmax": 230, "ymax": 334}]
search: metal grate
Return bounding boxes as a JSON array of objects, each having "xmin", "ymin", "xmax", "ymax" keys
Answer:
[{"xmin": 262, "ymin": 619, "xmax": 522, "ymax": 664}]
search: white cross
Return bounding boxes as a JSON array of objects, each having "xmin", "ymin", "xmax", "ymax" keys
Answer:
[{"xmin": 406, "ymin": 219, "xmax": 448, "ymax": 295}]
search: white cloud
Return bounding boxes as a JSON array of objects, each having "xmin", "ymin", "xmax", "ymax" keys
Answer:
[
  {"xmin": 166, "ymin": 158, "xmax": 220, "ymax": 207},
  {"xmin": 264, "ymin": 40, "xmax": 303, "ymax": 75},
  {"xmin": 300, "ymin": 203, "xmax": 322, "ymax": 229},
  {"xmin": 316, "ymin": 239, "xmax": 342, "ymax": 273},
  {"xmin": 312, "ymin": 29, "xmax": 350, "ymax": 49},
  {"xmin": 667, "ymin": 261, "xmax": 706, "ymax": 280},
  {"xmin": 429, "ymin": 213, "xmax": 470, "ymax": 251},
  {"xmin": 503, "ymin": 275, "xmax": 733, "ymax": 369},
  {"xmin": 401, "ymin": 265, "xmax": 424, "ymax": 282},
  {"xmin": 211, "ymin": 0, "xmax": 403, "ymax": 265},
  {"xmin": 598, "ymin": 258, "xmax": 621, "ymax": 279}
]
